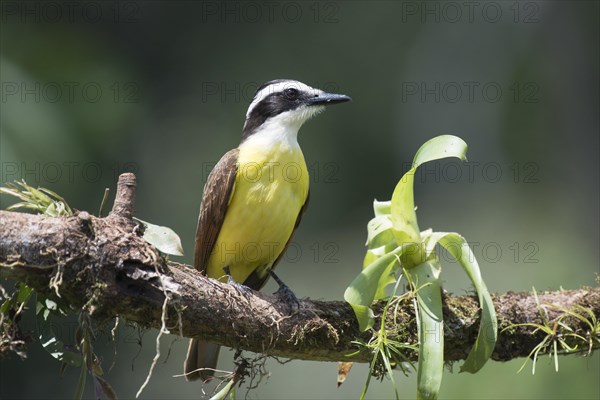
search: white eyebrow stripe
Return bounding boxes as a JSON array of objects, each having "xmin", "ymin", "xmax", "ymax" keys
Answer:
[{"xmin": 245, "ymin": 80, "xmax": 322, "ymax": 118}]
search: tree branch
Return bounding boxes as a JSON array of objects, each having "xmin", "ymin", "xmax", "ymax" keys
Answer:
[{"xmin": 0, "ymin": 173, "xmax": 598, "ymax": 364}]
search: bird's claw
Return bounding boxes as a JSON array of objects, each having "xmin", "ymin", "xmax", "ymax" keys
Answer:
[
  {"xmin": 274, "ymin": 283, "xmax": 300, "ymax": 314},
  {"xmin": 224, "ymin": 267, "xmax": 252, "ymax": 298},
  {"xmin": 268, "ymin": 270, "xmax": 300, "ymax": 314}
]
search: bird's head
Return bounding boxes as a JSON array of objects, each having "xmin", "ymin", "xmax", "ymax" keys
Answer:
[{"xmin": 241, "ymin": 79, "xmax": 351, "ymax": 142}]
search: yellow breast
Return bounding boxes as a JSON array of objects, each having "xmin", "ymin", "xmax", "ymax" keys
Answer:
[{"xmin": 206, "ymin": 140, "xmax": 309, "ymax": 284}]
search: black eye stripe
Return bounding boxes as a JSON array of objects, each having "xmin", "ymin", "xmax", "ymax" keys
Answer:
[
  {"xmin": 258, "ymin": 91, "xmax": 304, "ymax": 113},
  {"xmin": 241, "ymin": 90, "xmax": 308, "ymax": 141}
]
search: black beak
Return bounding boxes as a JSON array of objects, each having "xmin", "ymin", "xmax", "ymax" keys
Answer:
[{"xmin": 306, "ymin": 92, "xmax": 352, "ymax": 106}]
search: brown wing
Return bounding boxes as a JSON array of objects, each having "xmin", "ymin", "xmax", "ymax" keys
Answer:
[
  {"xmin": 193, "ymin": 148, "xmax": 239, "ymax": 272},
  {"xmin": 242, "ymin": 190, "xmax": 310, "ymax": 290}
]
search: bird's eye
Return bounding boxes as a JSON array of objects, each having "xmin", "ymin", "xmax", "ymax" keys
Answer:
[{"xmin": 284, "ymin": 88, "xmax": 300, "ymax": 100}]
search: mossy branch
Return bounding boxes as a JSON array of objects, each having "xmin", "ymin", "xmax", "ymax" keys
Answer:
[{"xmin": 0, "ymin": 173, "xmax": 598, "ymax": 364}]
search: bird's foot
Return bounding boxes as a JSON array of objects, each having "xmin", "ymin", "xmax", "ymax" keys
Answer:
[
  {"xmin": 224, "ymin": 267, "xmax": 253, "ymax": 298},
  {"xmin": 269, "ymin": 270, "xmax": 300, "ymax": 314}
]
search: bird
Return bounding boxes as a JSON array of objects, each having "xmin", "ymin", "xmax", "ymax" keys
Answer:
[{"xmin": 184, "ymin": 79, "xmax": 351, "ymax": 381}]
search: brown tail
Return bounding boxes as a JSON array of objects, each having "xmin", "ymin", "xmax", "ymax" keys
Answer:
[{"xmin": 184, "ymin": 339, "xmax": 221, "ymax": 382}]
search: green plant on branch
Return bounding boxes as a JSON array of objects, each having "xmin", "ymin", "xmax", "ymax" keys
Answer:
[
  {"xmin": 344, "ymin": 135, "xmax": 498, "ymax": 400},
  {"xmin": 348, "ymin": 278, "xmax": 419, "ymax": 400},
  {"xmin": 0, "ymin": 180, "xmax": 73, "ymax": 217},
  {"xmin": 503, "ymin": 288, "xmax": 600, "ymax": 375}
]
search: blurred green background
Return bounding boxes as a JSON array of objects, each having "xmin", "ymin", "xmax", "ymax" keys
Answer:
[{"xmin": 1, "ymin": 1, "xmax": 598, "ymax": 399}]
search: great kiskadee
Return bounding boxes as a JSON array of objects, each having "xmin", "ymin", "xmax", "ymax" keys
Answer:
[{"xmin": 184, "ymin": 79, "xmax": 351, "ymax": 381}]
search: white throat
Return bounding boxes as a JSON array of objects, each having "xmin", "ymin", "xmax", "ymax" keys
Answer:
[
  {"xmin": 241, "ymin": 106, "xmax": 323, "ymax": 150},
  {"xmin": 241, "ymin": 115, "xmax": 300, "ymax": 150}
]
